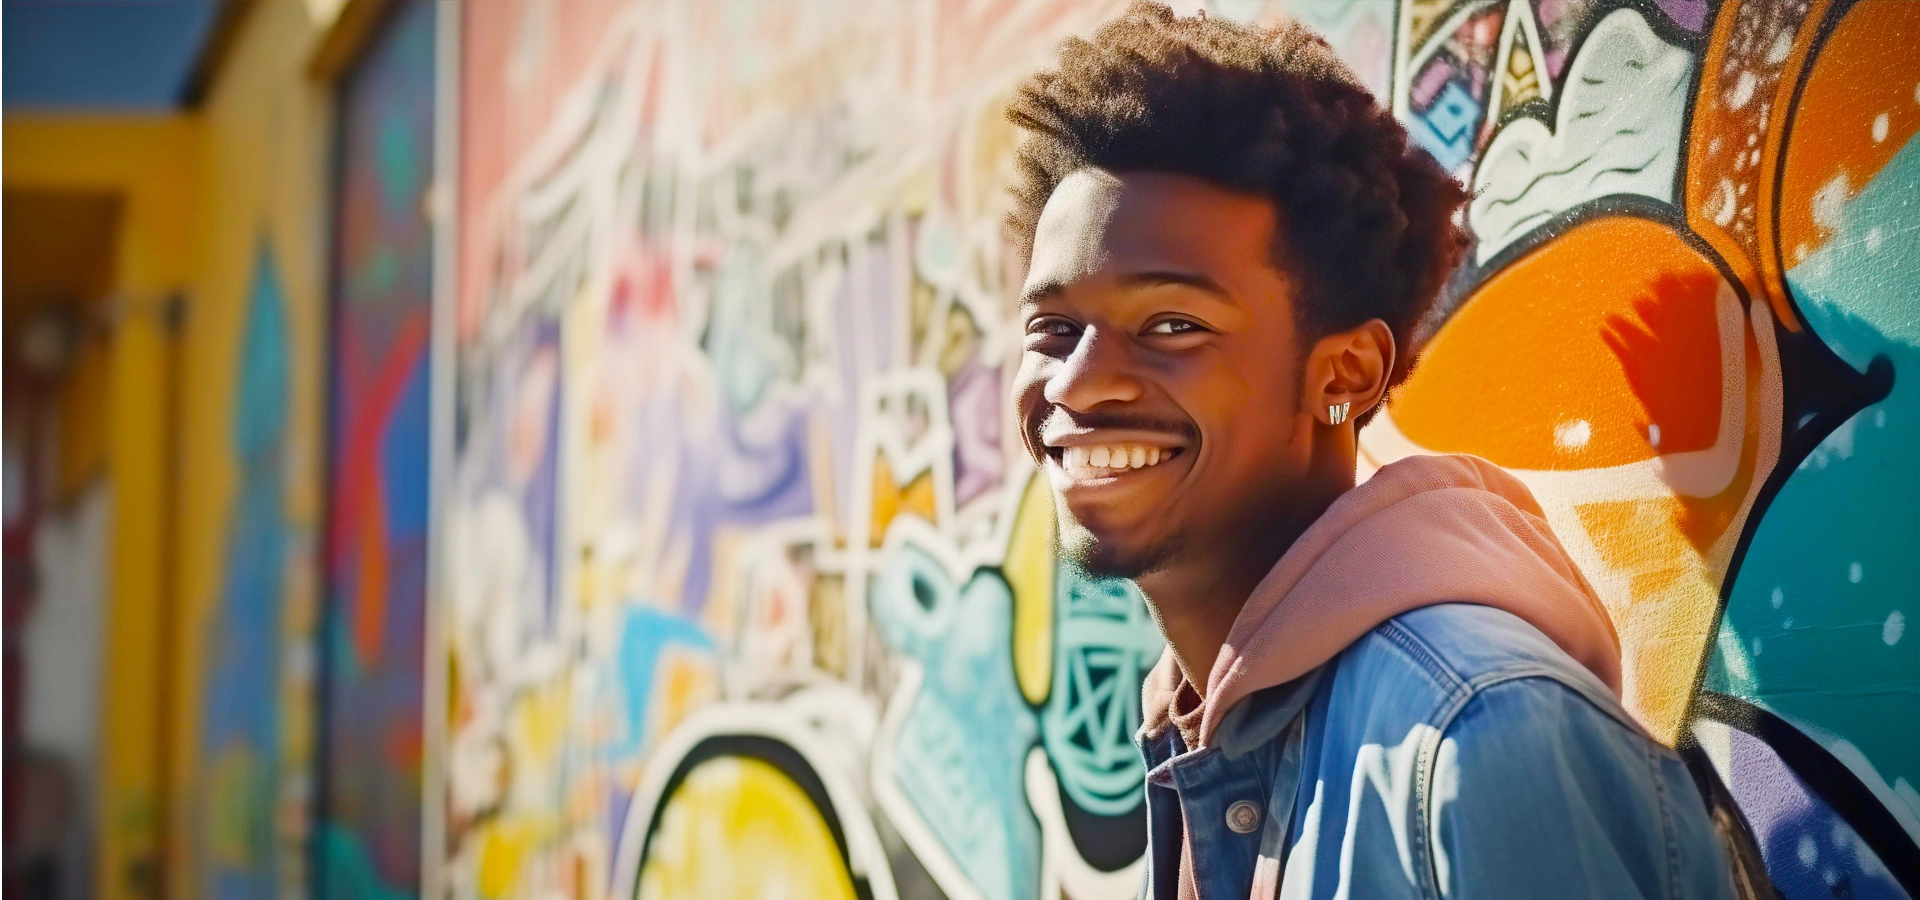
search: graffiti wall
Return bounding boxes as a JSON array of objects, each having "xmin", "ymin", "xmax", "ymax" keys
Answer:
[
  {"xmin": 1372, "ymin": 1, "xmax": 1919, "ymax": 896},
  {"xmin": 447, "ymin": 1, "xmax": 1918, "ymax": 898},
  {"xmin": 198, "ymin": 242, "xmax": 293, "ymax": 900},
  {"xmin": 174, "ymin": 1, "xmax": 352, "ymax": 897},
  {"xmin": 319, "ymin": 2, "xmax": 437, "ymax": 898}
]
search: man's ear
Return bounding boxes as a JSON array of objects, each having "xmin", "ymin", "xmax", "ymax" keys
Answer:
[{"xmin": 1302, "ymin": 319, "xmax": 1396, "ymax": 426}]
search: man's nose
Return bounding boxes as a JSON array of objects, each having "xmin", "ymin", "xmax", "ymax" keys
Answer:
[{"xmin": 1043, "ymin": 328, "xmax": 1144, "ymax": 411}]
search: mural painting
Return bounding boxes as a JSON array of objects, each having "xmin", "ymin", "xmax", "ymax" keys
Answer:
[
  {"xmin": 446, "ymin": 1, "xmax": 1917, "ymax": 898},
  {"xmin": 198, "ymin": 242, "xmax": 292, "ymax": 900},
  {"xmin": 1372, "ymin": 0, "xmax": 1919, "ymax": 897},
  {"xmin": 318, "ymin": 2, "xmax": 436, "ymax": 898}
]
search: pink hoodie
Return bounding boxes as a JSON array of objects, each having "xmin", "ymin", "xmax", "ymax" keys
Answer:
[{"xmin": 1142, "ymin": 453, "xmax": 1622, "ymax": 749}]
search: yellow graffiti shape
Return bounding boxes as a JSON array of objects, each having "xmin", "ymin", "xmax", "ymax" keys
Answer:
[
  {"xmin": 637, "ymin": 756, "xmax": 857, "ymax": 900},
  {"xmin": 512, "ymin": 680, "xmax": 572, "ymax": 770},
  {"xmin": 653, "ymin": 650, "xmax": 721, "ymax": 747},
  {"xmin": 476, "ymin": 818, "xmax": 542, "ymax": 900},
  {"xmin": 1006, "ymin": 472, "xmax": 1057, "ymax": 705},
  {"xmin": 1573, "ymin": 497, "xmax": 1727, "ymax": 742},
  {"xmin": 869, "ymin": 452, "xmax": 939, "ymax": 547},
  {"xmin": 204, "ymin": 743, "xmax": 267, "ymax": 869}
]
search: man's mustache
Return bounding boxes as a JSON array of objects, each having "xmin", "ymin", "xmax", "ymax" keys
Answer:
[{"xmin": 1030, "ymin": 407, "xmax": 1200, "ymax": 445}]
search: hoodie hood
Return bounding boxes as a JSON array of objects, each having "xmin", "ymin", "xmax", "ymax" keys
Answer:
[{"xmin": 1142, "ymin": 453, "xmax": 1621, "ymax": 749}]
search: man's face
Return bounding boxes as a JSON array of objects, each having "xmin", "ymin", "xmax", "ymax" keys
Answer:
[{"xmin": 1013, "ymin": 169, "xmax": 1313, "ymax": 578}]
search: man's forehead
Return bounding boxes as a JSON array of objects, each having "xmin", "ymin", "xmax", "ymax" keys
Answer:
[
  {"xmin": 1026, "ymin": 169, "xmax": 1126, "ymax": 292},
  {"xmin": 1023, "ymin": 168, "xmax": 1280, "ymax": 299}
]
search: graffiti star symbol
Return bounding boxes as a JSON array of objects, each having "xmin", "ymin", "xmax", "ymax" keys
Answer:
[{"xmin": 1058, "ymin": 646, "xmax": 1140, "ymax": 776}]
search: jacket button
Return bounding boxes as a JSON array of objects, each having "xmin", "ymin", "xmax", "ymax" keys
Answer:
[{"xmin": 1225, "ymin": 800, "xmax": 1262, "ymax": 834}]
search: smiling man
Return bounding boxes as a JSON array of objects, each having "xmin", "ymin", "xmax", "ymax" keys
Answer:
[{"xmin": 1005, "ymin": 5, "xmax": 1737, "ymax": 899}]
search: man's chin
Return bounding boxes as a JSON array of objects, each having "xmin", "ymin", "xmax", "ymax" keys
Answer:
[{"xmin": 1058, "ymin": 520, "xmax": 1184, "ymax": 581}]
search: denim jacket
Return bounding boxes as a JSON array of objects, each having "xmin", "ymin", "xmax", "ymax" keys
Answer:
[{"xmin": 1136, "ymin": 603, "xmax": 1736, "ymax": 900}]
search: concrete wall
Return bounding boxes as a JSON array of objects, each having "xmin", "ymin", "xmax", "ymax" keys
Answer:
[{"xmin": 446, "ymin": 1, "xmax": 1919, "ymax": 899}]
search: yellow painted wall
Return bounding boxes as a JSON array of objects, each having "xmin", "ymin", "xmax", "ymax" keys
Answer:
[
  {"xmin": 173, "ymin": 0, "xmax": 337, "ymax": 894},
  {"xmin": 5, "ymin": 114, "xmax": 200, "ymax": 900},
  {"xmin": 4, "ymin": 2, "xmax": 350, "ymax": 897}
]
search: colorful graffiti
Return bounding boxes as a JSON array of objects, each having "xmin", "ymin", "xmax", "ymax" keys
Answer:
[
  {"xmin": 445, "ymin": 1, "xmax": 1918, "ymax": 898},
  {"xmin": 1370, "ymin": 0, "xmax": 1919, "ymax": 897},
  {"xmin": 318, "ymin": 2, "xmax": 436, "ymax": 898},
  {"xmin": 198, "ymin": 242, "xmax": 291, "ymax": 900}
]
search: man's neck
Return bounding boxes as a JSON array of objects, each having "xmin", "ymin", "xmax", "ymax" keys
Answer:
[{"xmin": 1136, "ymin": 464, "xmax": 1355, "ymax": 692}]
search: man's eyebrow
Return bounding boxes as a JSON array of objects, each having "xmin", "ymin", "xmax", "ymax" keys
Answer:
[
  {"xmin": 1117, "ymin": 270, "xmax": 1235, "ymax": 302},
  {"xmin": 1020, "ymin": 270, "xmax": 1235, "ymax": 307},
  {"xmin": 1019, "ymin": 280, "xmax": 1064, "ymax": 307}
]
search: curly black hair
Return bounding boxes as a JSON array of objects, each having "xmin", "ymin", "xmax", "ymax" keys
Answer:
[{"xmin": 1006, "ymin": 2, "xmax": 1469, "ymax": 412}]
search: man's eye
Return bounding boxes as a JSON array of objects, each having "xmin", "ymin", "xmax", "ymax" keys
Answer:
[
  {"xmin": 1144, "ymin": 318, "xmax": 1202, "ymax": 335},
  {"xmin": 1027, "ymin": 317, "xmax": 1079, "ymax": 337}
]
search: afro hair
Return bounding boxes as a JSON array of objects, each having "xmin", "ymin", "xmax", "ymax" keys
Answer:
[{"xmin": 1006, "ymin": 2, "xmax": 1470, "ymax": 403}]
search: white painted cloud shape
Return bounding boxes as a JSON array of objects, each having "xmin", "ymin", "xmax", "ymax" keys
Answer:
[{"xmin": 1469, "ymin": 9, "xmax": 1694, "ymax": 263}]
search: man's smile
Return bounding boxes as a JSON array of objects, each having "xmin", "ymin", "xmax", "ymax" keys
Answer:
[
  {"xmin": 1056, "ymin": 442, "xmax": 1180, "ymax": 475},
  {"xmin": 1036, "ymin": 411, "xmax": 1195, "ymax": 489},
  {"xmin": 1044, "ymin": 422, "xmax": 1190, "ymax": 498},
  {"xmin": 1044, "ymin": 437, "xmax": 1188, "ymax": 483}
]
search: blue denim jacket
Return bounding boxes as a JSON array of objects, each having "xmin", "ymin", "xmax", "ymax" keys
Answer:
[{"xmin": 1136, "ymin": 603, "xmax": 1736, "ymax": 900}]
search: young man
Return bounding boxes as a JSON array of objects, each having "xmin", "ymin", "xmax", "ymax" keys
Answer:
[{"xmin": 1005, "ymin": 5, "xmax": 1736, "ymax": 899}]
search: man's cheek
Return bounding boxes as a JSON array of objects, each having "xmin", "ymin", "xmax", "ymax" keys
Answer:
[
  {"xmin": 1011, "ymin": 358, "xmax": 1051, "ymax": 459},
  {"xmin": 1052, "ymin": 500, "xmax": 1092, "ymax": 548},
  {"xmin": 1009, "ymin": 356, "xmax": 1036, "ymax": 405}
]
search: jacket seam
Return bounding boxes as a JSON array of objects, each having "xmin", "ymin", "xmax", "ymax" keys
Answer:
[
  {"xmin": 1647, "ymin": 737, "xmax": 1683, "ymax": 900},
  {"xmin": 1373, "ymin": 620, "xmax": 1470, "ymax": 702},
  {"xmin": 1457, "ymin": 665, "xmax": 1649, "ymax": 739},
  {"xmin": 1373, "ymin": 619, "xmax": 1475, "ymax": 900},
  {"xmin": 1418, "ymin": 674, "xmax": 1673, "ymax": 900},
  {"xmin": 1418, "ymin": 678, "xmax": 1476, "ymax": 900},
  {"xmin": 1415, "ymin": 716, "xmax": 1447, "ymax": 900}
]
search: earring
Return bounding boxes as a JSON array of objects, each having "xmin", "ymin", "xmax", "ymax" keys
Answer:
[{"xmin": 1328, "ymin": 402, "xmax": 1351, "ymax": 426}]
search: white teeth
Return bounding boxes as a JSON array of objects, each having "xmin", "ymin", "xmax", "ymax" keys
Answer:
[{"xmin": 1057, "ymin": 443, "xmax": 1176, "ymax": 475}]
